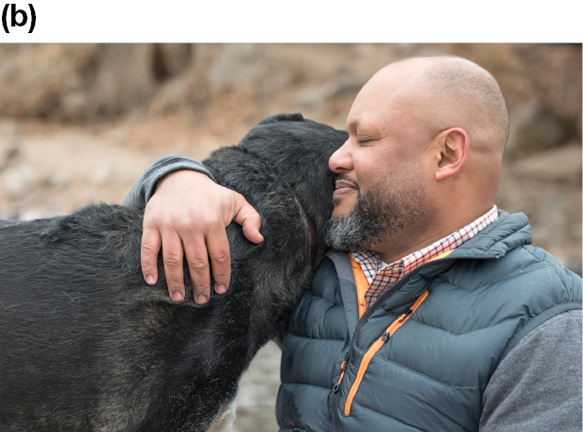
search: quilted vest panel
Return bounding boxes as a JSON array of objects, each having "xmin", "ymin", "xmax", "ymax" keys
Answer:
[{"xmin": 276, "ymin": 213, "xmax": 582, "ymax": 432}]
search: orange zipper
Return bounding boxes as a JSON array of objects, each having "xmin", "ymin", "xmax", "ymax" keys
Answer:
[{"xmin": 343, "ymin": 290, "xmax": 429, "ymax": 416}]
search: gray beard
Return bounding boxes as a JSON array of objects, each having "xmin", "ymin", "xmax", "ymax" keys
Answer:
[{"xmin": 324, "ymin": 183, "xmax": 427, "ymax": 253}]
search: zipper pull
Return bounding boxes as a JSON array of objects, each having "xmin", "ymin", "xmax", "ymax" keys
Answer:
[
  {"xmin": 398, "ymin": 308, "xmax": 413, "ymax": 323},
  {"xmin": 343, "ymin": 350, "xmax": 352, "ymax": 366},
  {"xmin": 333, "ymin": 350, "xmax": 351, "ymax": 393}
]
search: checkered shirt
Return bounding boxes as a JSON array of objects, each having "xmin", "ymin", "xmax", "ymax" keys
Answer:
[{"xmin": 351, "ymin": 206, "xmax": 499, "ymax": 307}]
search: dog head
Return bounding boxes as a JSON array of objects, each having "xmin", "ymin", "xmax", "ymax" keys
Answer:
[{"xmin": 237, "ymin": 113, "xmax": 348, "ymax": 251}]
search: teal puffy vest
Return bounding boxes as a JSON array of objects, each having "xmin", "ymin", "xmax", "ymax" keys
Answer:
[{"xmin": 276, "ymin": 212, "xmax": 582, "ymax": 432}]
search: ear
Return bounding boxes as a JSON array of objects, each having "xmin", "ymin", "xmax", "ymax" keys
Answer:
[{"xmin": 435, "ymin": 128, "xmax": 469, "ymax": 181}]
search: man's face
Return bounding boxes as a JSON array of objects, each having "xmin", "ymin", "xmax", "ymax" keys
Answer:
[
  {"xmin": 324, "ymin": 165, "xmax": 428, "ymax": 252},
  {"xmin": 325, "ymin": 68, "xmax": 434, "ymax": 252}
]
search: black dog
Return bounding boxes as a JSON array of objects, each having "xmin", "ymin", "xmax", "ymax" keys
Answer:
[{"xmin": 0, "ymin": 113, "xmax": 347, "ymax": 432}]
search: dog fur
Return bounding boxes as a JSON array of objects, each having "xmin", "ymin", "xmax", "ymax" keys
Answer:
[{"xmin": 0, "ymin": 113, "xmax": 347, "ymax": 432}]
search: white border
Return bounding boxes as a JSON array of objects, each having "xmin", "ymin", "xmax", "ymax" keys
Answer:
[{"xmin": 1, "ymin": 0, "xmax": 581, "ymax": 43}]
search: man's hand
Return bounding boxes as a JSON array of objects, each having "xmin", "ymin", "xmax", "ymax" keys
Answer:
[{"xmin": 141, "ymin": 170, "xmax": 263, "ymax": 304}]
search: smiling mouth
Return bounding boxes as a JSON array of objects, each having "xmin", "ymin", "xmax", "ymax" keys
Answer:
[{"xmin": 333, "ymin": 176, "xmax": 359, "ymax": 200}]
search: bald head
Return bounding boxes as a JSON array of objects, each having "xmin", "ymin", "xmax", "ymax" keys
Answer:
[
  {"xmin": 331, "ymin": 55, "xmax": 510, "ymax": 260},
  {"xmin": 368, "ymin": 56, "xmax": 509, "ymax": 157}
]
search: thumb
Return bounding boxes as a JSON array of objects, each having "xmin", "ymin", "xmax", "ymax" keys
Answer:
[{"xmin": 232, "ymin": 194, "xmax": 263, "ymax": 244}]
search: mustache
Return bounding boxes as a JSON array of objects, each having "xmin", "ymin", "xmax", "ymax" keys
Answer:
[{"xmin": 337, "ymin": 173, "xmax": 360, "ymax": 190}]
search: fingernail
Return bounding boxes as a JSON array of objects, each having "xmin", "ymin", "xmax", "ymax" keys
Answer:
[
  {"xmin": 172, "ymin": 292, "xmax": 184, "ymax": 302},
  {"xmin": 196, "ymin": 295, "xmax": 208, "ymax": 305},
  {"xmin": 146, "ymin": 275, "xmax": 155, "ymax": 284},
  {"xmin": 215, "ymin": 284, "xmax": 227, "ymax": 294}
]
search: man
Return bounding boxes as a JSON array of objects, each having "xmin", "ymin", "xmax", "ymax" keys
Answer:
[{"xmin": 125, "ymin": 56, "xmax": 582, "ymax": 431}]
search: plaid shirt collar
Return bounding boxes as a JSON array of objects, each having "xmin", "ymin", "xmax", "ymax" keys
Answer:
[{"xmin": 351, "ymin": 206, "xmax": 499, "ymax": 306}]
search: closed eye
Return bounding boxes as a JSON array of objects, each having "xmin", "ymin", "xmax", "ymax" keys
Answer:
[{"xmin": 356, "ymin": 135, "xmax": 376, "ymax": 145}]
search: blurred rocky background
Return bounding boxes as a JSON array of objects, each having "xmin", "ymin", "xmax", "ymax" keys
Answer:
[{"xmin": 0, "ymin": 43, "xmax": 580, "ymax": 431}]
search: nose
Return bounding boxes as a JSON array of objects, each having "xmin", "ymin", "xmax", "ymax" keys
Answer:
[{"xmin": 328, "ymin": 138, "xmax": 354, "ymax": 173}]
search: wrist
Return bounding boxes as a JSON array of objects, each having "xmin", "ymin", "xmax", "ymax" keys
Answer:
[{"xmin": 154, "ymin": 169, "xmax": 212, "ymax": 194}]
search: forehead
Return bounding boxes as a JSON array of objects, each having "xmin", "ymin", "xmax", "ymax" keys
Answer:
[{"xmin": 346, "ymin": 77, "xmax": 419, "ymax": 134}]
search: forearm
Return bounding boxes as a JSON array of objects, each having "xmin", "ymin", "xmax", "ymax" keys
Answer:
[{"xmin": 123, "ymin": 155, "xmax": 214, "ymax": 209}]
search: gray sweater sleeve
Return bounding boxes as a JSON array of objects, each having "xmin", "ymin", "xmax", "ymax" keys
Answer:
[
  {"xmin": 123, "ymin": 155, "xmax": 214, "ymax": 210},
  {"xmin": 479, "ymin": 309, "xmax": 582, "ymax": 432}
]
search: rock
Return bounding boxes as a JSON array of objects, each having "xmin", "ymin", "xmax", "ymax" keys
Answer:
[
  {"xmin": 561, "ymin": 256, "xmax": 583, "ymax": 276},
  {"xmin": 47, "ymin": 172, "xmax": 71, "ymax": 189},
  {"xmin": 0, "ymin": 144, "xmax": 19, "ymax": 171},
  {"xmin": 512, "ymin": 44, "xmax": 582, "ymax": 121},
  {"xmin": 149, "ymin": 74, "xmax": 194, "ymax": 115},
  {"xmin": 209, "ymin": 44, "xmax": 271, "ymax": 91},
  {"xmin": 61, "ymin": 91, "xmax": 89, "ymax": 122},
  {"xmin": 513, "ymin": 143, "xmax": 582, "ymax": 183},
  {"xmin": 91, "ymin": 164, "xmax": 113, "ymax": 185},
  {"xmin": 292, "ymin": 74, "xmax": 365, "ymax": 108},
  {"xmin": 0, "ymin": 120, "xmax": 21, "ymax": 170},
  {"xmin": 506, "ymin": 103, "xmax": 568, "ymax": 158},
  {"xmin": 152, "ymin": 44, "xmax": 192, "ymax": 79},
  {"xmin": 92, "ymin": 44, "xmax": 157, "ymax": 116},
  {"xmin": 2, "ymin": 165, "xmax": 38, "ymax": 198}
]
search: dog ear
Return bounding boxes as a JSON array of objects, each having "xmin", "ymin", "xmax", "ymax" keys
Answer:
[{"xmin": 257, "ymin": 113, "xmax": 304, "ymax": 126}]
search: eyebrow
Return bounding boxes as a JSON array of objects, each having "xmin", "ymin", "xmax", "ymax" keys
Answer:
[{"xmin": 347, "ymin": 119, "xmax": 359, "ymax": 131}]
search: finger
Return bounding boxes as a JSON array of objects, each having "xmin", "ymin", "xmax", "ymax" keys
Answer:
[
  {"xmin": 141, "ymin": 224, "xmax": 161, "ymax": 285},
  {"xmin": 206, "ymin": 225, "xmax": 231, "ymax": 294},
  {"xmin": 161, "ymin": 230, "xmax": 187, "ymax": 303},
  {"xmin": 182, "ymin": 233, "xmax": 212, "ymax": 305},
  {"xmin": 232, "ymin": 195, "xmax": 263, "ymax": 244}
]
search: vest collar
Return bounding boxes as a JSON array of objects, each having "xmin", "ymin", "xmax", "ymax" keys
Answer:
[
  {"xmin": 448, "ymin": 211, "xmax": 532, "ymax": 261},
  {"xmin": 328, "ymin": 212, "xmax": 533, "ymax": 337}
]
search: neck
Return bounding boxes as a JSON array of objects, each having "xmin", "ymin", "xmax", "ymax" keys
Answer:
[
  {"xmin": 372, "ymin": 230, "xmax": 440, "ymax": 264},
  {"xmin": 372, "ymin": 205, "xmax": 493, "ymax": 264}
]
